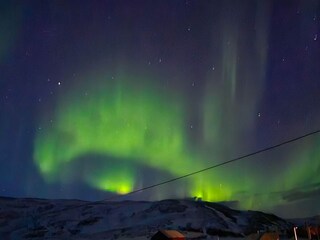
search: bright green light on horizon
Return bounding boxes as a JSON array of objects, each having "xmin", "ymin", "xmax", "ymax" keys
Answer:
[{"xmin": 86, "ymin": 165, "xmax": 135, "ymax": 194}]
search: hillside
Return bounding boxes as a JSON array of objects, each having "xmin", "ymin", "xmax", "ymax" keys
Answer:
[{"xmin": 0, "ymin": 196, "xmax": 293, "ymax": 239}]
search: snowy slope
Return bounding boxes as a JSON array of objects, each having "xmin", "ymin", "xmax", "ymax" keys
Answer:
[{"xmin": 0, "ymin": 196, "xmax": 293, "ymax": 239}]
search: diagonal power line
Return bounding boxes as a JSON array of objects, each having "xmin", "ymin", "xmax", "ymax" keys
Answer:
[{"xmin": 104, "ymin": 129, "xmax": 320, "ymax": 201}]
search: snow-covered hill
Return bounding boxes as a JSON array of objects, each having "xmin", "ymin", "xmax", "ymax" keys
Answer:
[{"xmin": 0, "ymin": 196, "xmax": 293, "ymax": 239}]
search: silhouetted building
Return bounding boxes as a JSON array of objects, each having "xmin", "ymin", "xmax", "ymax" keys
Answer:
[{"xmin": 151, "ymin": 230, "xmax": 185, "ymax": 240}]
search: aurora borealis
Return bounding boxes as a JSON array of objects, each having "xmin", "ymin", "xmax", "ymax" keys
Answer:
[{"xmin": 0, "ymin": 1, "xmax": 320, "ymax": 218}]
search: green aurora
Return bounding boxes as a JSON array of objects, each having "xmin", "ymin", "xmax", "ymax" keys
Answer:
[
  {"xmin": 33, "ymin": 1, "xmax": 271, "ymax": 208},
  {"xmin": 33, "ymin": 68, "xmax": 239, "ymax": 202},
  {"xmin": 31, "ymin": 1, "xmax": 320, "ymax": 215}
]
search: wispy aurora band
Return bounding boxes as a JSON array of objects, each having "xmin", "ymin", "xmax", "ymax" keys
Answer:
[
  {"xmin": 31, "ymin": 63, "xmax": 320, "ymax": 211},
  {"xmin": 34, "ymin": 70, "xmax": 232, "ymax": 200},
  {"xmin": 33, "ymin": 1, "xmax": 310, "ymax": 209},
  {"xmin": 33, "ymin": 2, "xmax": 267, "ymax": 206}
]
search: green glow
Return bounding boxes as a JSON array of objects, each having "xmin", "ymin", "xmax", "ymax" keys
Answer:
[
  {"xmin": 56, "ymin": 76, "xmax": 188, "ymax": 173},
  {"xmin": 190, "ymin": 177, "xmax": 232, "ymax": 202},
  {"xmin": 199, "ymin": 0, "xmax": 272, "ymax": 208},
  {"xmin": 34, "ymin": 70, "xmax": 207, "ymax": 194},
  {"xmin": 33, "ymin": 1, "xmax": 274, "ymax": 207},
  {"xmin": 280, "ymin": 140, "xmax": 320, "ymax": 190},
  {"xmin": 34, "ymin": 69, "xmax": 235, "ymax": 202},
  {"xmin": 33, "ymin": 2, "xmax": 294, "ymax": 212},
  {"xmin": 86, "ymin": 164, "xmax": 135, "ymax": 194}
]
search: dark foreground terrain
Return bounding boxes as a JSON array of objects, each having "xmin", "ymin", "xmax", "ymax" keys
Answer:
[{"xmin": 0, "ymin": 196, "xmax": 297, "ymax": 239}]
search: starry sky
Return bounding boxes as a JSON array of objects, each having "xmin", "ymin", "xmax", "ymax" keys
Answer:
[{"xmin": 0, "ymin": 0, "xmax": 320, "ymax": 218}]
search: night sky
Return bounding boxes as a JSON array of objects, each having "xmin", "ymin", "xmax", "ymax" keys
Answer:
[{"xmin": 1, "ymin": 0, "xmax": 320, "ymax": 218}]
